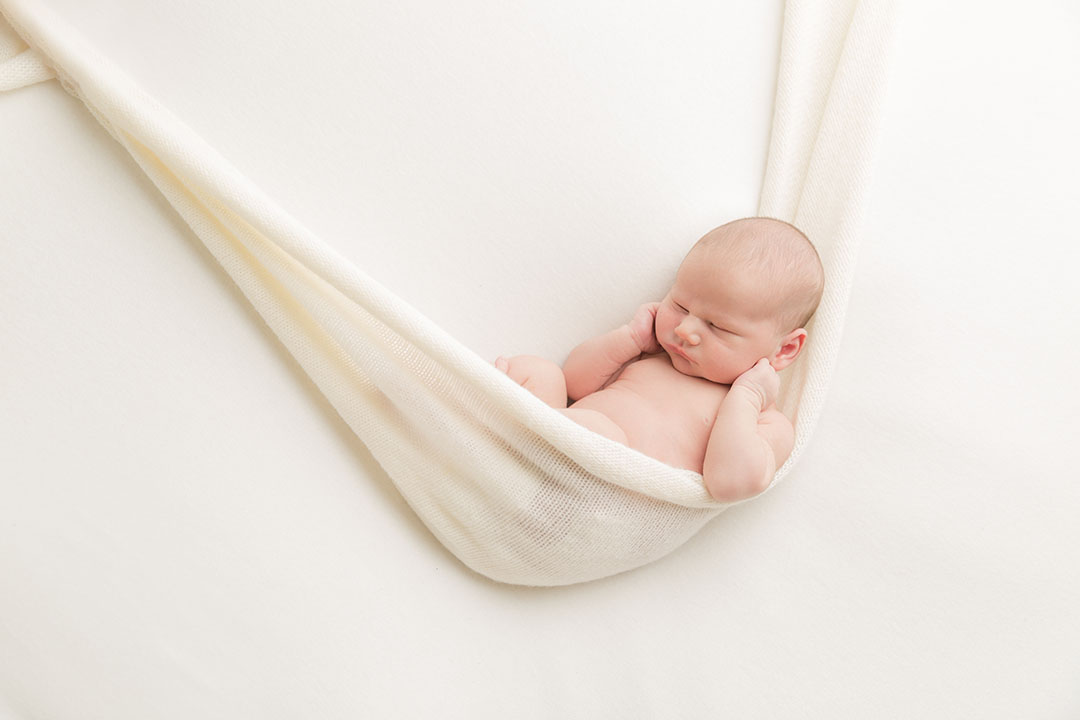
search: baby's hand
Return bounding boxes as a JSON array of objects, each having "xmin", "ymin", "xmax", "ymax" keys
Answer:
[
  {"xmin": 731, "ymin": 358, "xmax": 780, "ymax": 411},
  {"xmin": 628, "ymin": 302, "xmax": 662, "ymax": 354}
]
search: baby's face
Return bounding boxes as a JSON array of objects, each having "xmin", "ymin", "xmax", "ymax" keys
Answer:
[{"xmin": 655, "ymin": 253, "xmax": 786, "ymax": 384}]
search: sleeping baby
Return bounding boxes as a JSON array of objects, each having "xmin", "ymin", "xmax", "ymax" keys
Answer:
[{"xmin": 495, "ymin": 217, "xmax": 824, "ymax": 502}]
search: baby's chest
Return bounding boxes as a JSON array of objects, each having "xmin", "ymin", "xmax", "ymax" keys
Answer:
[
  {"xmin": 613, "ymin": 358, "xmax": 727, "ymax": 469},
  {"xmin": 622, "ymin": 360, "xmax": 725, "ymax": 421}
]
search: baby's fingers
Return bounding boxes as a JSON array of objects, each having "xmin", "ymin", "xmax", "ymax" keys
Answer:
[
  {"xmin": 632, "ymin": 302, "xmax": 659, "ymax": 324},
  {"xmin": 733, "ymin": 358, "xmax": 780, "ymax": 407},
  {"xmin": 628, "ymin": 303, "xmax": 662, "ymax": 353}
]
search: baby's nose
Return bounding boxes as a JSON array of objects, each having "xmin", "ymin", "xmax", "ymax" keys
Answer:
[{"xmin": 675, "ymin": 322, "xmax": 702, "ymax": 345}]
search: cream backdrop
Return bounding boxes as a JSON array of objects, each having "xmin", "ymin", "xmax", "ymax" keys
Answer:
[{"xmin": 1, "ymin": 0, "xmax": 1078, "ymax": 717}]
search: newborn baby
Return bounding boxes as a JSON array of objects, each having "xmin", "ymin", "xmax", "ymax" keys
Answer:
[{"xmin": 496, "ymin": 217, "xmax": 824, "ymax": 502}]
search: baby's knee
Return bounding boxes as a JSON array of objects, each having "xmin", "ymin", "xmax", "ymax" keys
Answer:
[
  {"xmin": 496, "ymin": 355, "xmax": 567, "ymax": 408},
  {"xmin": 497, "ymin": 354, "xmax": 551, "ymax": 377}
]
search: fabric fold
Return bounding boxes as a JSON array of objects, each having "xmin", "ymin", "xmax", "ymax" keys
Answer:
[{"xmin": 0, "ymin": 46, "xmax": 54, "ymax": 91}]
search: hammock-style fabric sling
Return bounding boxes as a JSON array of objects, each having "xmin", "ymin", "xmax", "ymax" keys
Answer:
[{"xmin": 0, "ymin": 0, "xmax": 893, "ymax": 586}]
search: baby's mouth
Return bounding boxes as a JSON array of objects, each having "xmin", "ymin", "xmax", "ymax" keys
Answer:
[{"xmin": 667, "ymin": 343, "xmax": 692, "ymax": 362}]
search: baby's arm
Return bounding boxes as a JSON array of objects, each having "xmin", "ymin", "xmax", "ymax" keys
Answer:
[
  {"xmin": 563, "ymin": 303, "xmax": 661, "ymax": 402},
  {"xmin": 702, "ymin": 359, "xmax": 795, "ymax": 502}
]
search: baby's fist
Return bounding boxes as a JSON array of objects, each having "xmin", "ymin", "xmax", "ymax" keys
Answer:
[
  {"xmin": 628, "ymin": 302, "xmax": 662, "ymax": 354},
  {"xmin": 731, "ymin": 358, "xmax": 780, "ymax": 411}
]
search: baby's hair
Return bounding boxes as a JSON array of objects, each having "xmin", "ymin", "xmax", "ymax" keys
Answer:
[{"xmin": 692, "ymin": 217, "xmax": 825, "ymax": 331}]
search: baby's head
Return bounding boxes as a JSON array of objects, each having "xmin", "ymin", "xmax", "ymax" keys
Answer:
[{"xmin": 655, "ymin": 217, "xmax": 824, "ymax": 384}]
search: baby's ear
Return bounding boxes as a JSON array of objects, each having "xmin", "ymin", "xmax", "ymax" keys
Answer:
[{"xmin": 771, "ymin": 328, "xmax": 807, "ymax": 371}]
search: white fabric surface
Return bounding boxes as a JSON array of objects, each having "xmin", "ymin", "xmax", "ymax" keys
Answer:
[{"xmin": 1, "ymin": 0, "xmax": 1078, "ymax": 716}]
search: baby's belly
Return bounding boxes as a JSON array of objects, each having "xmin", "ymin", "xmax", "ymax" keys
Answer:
[{"xmin": 571, "ymin": 377, "xmax": 724, "ymax": 473}]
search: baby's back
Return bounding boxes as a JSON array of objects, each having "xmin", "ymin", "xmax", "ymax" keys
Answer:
[{"xmin": 570, "ymin": 354, "xmax": 728, "ymax": 473}]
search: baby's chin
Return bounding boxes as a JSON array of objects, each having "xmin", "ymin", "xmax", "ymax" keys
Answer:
[
  {"xmin": 663, "ymin": 347, "xmax": 705, "ymax": 377},
  {"xmin": 663, "ymin": 347, "xmax": 736, "ymax": 385}
]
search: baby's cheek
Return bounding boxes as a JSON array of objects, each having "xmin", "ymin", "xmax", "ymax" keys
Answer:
[{"xmin": 654, "ymin": 311, "xmax": 674, "ymax": 337}]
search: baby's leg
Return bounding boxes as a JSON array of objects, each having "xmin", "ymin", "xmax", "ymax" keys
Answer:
[
  {"xmin": 560, "ymin": 408, "xmax": 629, "ymax": 445},
  {"xmin": 495, "ymin": 355, "xmax": 568, "ymax": 408}
]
